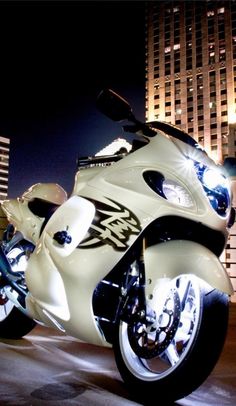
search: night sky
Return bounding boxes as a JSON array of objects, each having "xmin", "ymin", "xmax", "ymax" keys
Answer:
[{"xmin": 0, "ymin": 0, "xmax": 146, "ymax": 198}]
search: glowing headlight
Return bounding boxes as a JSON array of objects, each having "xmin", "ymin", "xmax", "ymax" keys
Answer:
[
  {"xmin": 202, "ymin": 169, "xmax": 228, "ymax": 189},
  {"xmin": 193, "ymin": 161, "xmax": 231, "ymax": 216}
]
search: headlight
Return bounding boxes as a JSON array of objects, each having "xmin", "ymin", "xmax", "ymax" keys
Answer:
[
  {"xmin": 162, "ymin": 179, "xmax": 194, "ymax": 207},
  {"xmin": 143, "ymin": 171, "xmax": 194, "ymax": 208},
  {"xmin": 193, "ymin": 161, "xmax": 231, "ymax": 216}
]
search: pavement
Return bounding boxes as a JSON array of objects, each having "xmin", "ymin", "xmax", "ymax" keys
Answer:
[{"xmin": 0, "ymin": 304, "xmax": 235, "ymax": 406}]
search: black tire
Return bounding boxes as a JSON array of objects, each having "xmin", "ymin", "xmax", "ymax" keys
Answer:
[
  {"xmin": 0, "ymin": 302, "xmax": 36, "ymax": 339},
  {"xmin": 113, "ymin": 275, "xmax": 229, "ymax": 404}
]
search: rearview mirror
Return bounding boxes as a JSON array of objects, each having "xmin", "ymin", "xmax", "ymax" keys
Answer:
[{"xmin": 96, "ymin": 88, "xmax": 133, "ymax": 122}]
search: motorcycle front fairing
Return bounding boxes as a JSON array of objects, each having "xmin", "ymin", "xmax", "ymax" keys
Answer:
[{"xmin": 74, "ymin": 128, "xmax": 232, "ymax": 247}]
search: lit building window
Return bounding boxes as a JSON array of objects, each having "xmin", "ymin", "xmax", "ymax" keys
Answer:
[
  {"xmin": 219, "ymin": 48, "xmax": 226, "ymax": 60},
  {"xmin": 207, "ymin": 10, "xmax": 215, "ymax": 17},
  {"xmin": 218, "ymin": 7, "xmax": 225, "ymax": 14},
  {"xmin": 174, "ymin": 43, "xmax": 180, "ymax": 50}
]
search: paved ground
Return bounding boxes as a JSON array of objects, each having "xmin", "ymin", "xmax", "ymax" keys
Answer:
[{"xmin": 0, "ymin": 304, "xmax": 235, "ymax": 406}]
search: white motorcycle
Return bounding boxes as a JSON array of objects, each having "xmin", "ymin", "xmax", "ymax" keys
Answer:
[{"xmin": 0, "ymin": 89, "xmax": 235, "ymax": 403}]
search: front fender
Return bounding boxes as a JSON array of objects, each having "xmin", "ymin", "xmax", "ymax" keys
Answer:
[{"xmin": 144, "ymin": 240, "xmax": 233, "ymax": 296}]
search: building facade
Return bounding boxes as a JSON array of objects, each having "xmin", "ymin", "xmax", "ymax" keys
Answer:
[
  {"xmin": 0, "ymin": 136, "xmax": 9, "ymax": 201},
  {"xmin": 145, "ymin": 1, "xmax": 236, "ymax": 300},
  {"xmin": 0, "ymin": 136, "xmax": 10, "ymax": 238},
  {"xmin": 145, "ymin": 0, "xmax": 236, "ymax": 163}
]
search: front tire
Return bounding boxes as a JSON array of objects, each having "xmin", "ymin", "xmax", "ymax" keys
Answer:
[{"xmin": 113, "ymin": 275, "xmax": 229, "ymax": 404}]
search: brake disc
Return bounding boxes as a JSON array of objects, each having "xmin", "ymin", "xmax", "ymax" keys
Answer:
[{"xmin": 127, "ymin": 288, "xmax": 181, "ymax": 359}]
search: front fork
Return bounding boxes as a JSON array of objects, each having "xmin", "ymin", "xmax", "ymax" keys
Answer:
[
  {"xmin": 118, "ymin": 240, "xmax": 155, "ymax": 327},
  {"xmin": 119, "ymin": 260, "xmax": 146, "ymax": 323}
]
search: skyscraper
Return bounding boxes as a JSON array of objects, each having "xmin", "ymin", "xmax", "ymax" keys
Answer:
[
  {"xmin": 0, "ymin": 136, "xmax": 10, "ymax": 201},
  {"xmin": 0, "ymin": 136, "xmax": 10, "ymax": 238},
  {"xmin": 145, "ymin": 1, "xmax": 236, "ymax": 300},
  {"xmin": 145, "ymin": 0, "xmax": 236, "ymax": 163}
]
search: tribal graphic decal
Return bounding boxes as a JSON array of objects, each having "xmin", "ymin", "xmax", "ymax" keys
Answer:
[{"xmin": 79, "ymin": 198, "xmax": 141, "ymax": 250}]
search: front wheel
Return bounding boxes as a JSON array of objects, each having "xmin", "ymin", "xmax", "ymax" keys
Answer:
[{"xmin": 113, "ymin": 275, "xmax": 229, "ymax": 404}]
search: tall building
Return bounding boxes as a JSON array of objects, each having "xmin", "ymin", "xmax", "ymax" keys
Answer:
[
  {"xmin": 145, "ymin": 1, "xmax": 236, "ymax": 163},
  {"xmin": 0, "ymin": 136, "xmax": 10, "ymax": 238},
  {"xmin": 0, "ymin": 136, "xmax": 10, "ymax": 201},
  {"xmin": 145, "ymin": 1, "xmax": 236, "ymax": 300}
]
